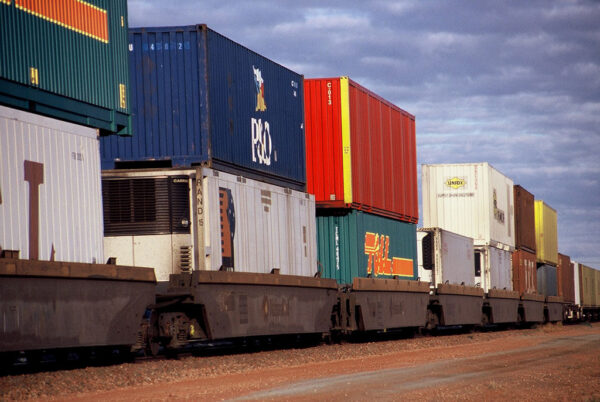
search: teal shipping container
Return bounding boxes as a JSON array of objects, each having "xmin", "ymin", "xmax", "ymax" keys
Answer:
[
  {"xmin": 0, "ymin": 0, "xmax": 130, "ymax": 135},
  {"xmin": 317, "ymin": 210, "xmax": 417, "ymax": 285}
]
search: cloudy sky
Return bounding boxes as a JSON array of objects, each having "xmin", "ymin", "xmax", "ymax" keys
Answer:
[{"xmin": 128, "ymin": 0, "xmax": 600, "ymax": 267}]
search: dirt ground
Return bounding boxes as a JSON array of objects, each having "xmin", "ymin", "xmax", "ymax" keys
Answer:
[{"xmin": 2, "ymin": 323, "xmax": 600, "ymax": 401}]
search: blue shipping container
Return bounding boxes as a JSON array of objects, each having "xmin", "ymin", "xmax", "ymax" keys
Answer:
[{"xmin": 100, "ymin": 25, "xmax": 306, "ymax": 189}]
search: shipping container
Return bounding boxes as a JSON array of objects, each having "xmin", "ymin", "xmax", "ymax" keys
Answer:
[
  {"xmin": 100, "ymin": 25, "xmax": 305, "ymax": 190},
  {"xmin": 574, "ymin": 262, "xmax": 581, "ymax": 306},
  {"xmin": 102, "ymin": 167, "xmax": 316, "ymax": 282},
  {"xmin": 513, "ymin": 185, "xmax": 536, "ymax": 253},
  {"xmin": 534, "ymin": 200, "xmax": 558, "ymax": 266},
  {"xmin": 474, "ymin": 245, "xmax": 513, "ymax": 292},
  {"xmin": 304, "ymin": 77, "xmax": 417, "ymax": 223},
  {"xmin": 537, "ymin": 264, "xmax": 558, "ymax": 297},
  {"xmin": 512, "ymin": 249, "xmax": 537, "ymax": 295},
  {"xmin": 422, "ymin": 163, "xmax": 515, "ymax": 250},
  {"xmin": 580, "ymin": 264, "xmax": 599, "ymax": 307},
  {"xmin": 0, "ymin": 0, "xmax": 130, "ymax": 135},
  {"xmin": 417, "ymin": 227, "xmax": 475, "ymax": 287},
  {"xmin": 316, "ymin": 210, "xmax": 417, "ymax": 285},
  {"xmin": 0, "ymin": 106, "xmax": 103, "ymax": 263},
  {"xmin": 557, "ymin": 253, "xmax": 575, "ymax": 304}
]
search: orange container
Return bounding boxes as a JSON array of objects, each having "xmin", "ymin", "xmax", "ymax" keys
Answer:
[
  {"xmin": 304, "ymin": 77, "xmax": 418, "ymax": 223},
  {"xmin": 512, "ymin": 249, "xmax": 537, "ymax": 295},
  {"xmin": 558, "ymin": 253, "xmax": 575, "ymax": 304}
]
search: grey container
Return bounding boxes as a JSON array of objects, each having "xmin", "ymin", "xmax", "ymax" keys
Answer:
[{"xmin": 537, "ymin": 264, "xmax": 558, "ymax": 297}]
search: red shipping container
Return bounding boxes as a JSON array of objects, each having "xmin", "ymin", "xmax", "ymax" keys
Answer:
[
  {"xmin": 512, "ymin": 249, "xmax": 537, "ymax": 295},
  {"xmin": 514, "ymin": 185, "xmax": 536, "ymax": 253},
  {"xmin": 304, "ymin": 77, "xmax": 418, "ymax": 223},
  {"xmin": 558, "ymin": 253, "xmax": 575, "ymax": 304}
]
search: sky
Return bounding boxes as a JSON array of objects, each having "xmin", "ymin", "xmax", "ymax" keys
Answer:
[{"xmin": 127, "ymin": 0, "xmax": 600, "ymax": 267}]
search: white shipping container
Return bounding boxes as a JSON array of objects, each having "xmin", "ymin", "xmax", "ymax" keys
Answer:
[
  {"xmin": 417, "ymin": 227, "xmax": 475, "ymax": 287},
  {"xmin": 0, "ymin": 105, "xmax": 103, "ymax": 263},
  {"xmin": 574, "ymin": 262, "xmax": 581, "ymax": 306},
  {"xmin": 475, "ymin": 245, "xmax": 513, "ymax": 292},
  {"xmin": 103, "ymin": 167, "xmax": 317, "ymax": 281},
  {"xmin": 422, "ymin": 163, "xmax": 515, "ymax": 250}
]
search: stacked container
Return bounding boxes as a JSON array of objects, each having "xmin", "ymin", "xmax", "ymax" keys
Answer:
[
  {"xmin": 100, "ymin": 25, "xmax": 306, "ymax": 191},
  {"xmin": 422, "ymin": 163, "xmax": 515, "ymax": 292},
  {"xmin": 99, "ymin": 25, "xmax": 316, "ymax": 280},
  {"xmin": 0, "ymin": 3, "xmax": 132, "ymax": 263},
  {"xmin": 557, "ymin": 253, "xmax": 575, "ymax": 304},
  {"xmin": 0, "ymin": 0, "xmax": 131, "ymax": 135},
  {"xmin": 305, "ymin": 77, "xmax": 418, "ymax": 284},
  {"xmin": 512, "ymin": 185, "xmax": 538, "ymax": 295},
  {"xmin": 534, "ymin": 200, "xmax": 558, "ymax": 296}
]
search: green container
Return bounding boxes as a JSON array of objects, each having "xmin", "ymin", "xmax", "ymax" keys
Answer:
[
  {"xmin": 317, "ymin": 209, "xmax": 417, "ymax": 285},
  {"xmin": 0, "ymin": 0, "xmax": 130, "ymax": 135}
]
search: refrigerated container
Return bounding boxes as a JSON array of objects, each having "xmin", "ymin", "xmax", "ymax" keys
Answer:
[
  {"xmin": 512, "ymin": 249, "xmax": 537, "ymax": 295},
  {"xmin": 0, "ymin": 106, "xmax": 103, "ymax": 263},
  {"xmin": 537, "ymin": 264, "xmax": 558, "ymax": 297},
  {"xmin": 422, "ymin": 163, "xmax": 515, "ymax": 250},
  {"xmin": 417, "ymin": 227, "xmax": 475, "ymax": 287},
  {"xmin": 513, "ymin": 185, "xmax": 536, "ymax": 253},
  {"xmin": 100, "ymin": 25, "xmax": 305, "ymax": 190},
  {"xmin": 316, "ymin": 210, "xmax": 417, "ymax": 285},
  {"xmin": 474, "ymin": 245, "xmax": 513, "ymax": 292},
  {"xmin": 102, "ymin": 167, "xmax": 316, "ymax": 281},
  {"xmin": 0, "ymin": 0, "xmax": 131, "ymax": 135},
  {"xmin": 304, "ymin": 77, "xmax": 417, "ymax": 222},
  {"xmin": 534, "ymin": 200, "xmax": 558, "ymax": 266}
]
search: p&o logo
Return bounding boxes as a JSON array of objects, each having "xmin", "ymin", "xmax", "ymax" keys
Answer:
[
  {"xmin": 251, "ymin": 66, "xmax": 273, "ymax": 166},
  {"xmin": 445, "ymin": 177, "xmax": 466, "ymax": 189},
  {"xmin": 253, "ymin": 66, "xmax": 267, "ymax": 112}
]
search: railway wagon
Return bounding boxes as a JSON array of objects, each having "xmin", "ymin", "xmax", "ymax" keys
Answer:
[{"xmin": 0, "ymin": 257, "xmax": 155, "ymax": 361}]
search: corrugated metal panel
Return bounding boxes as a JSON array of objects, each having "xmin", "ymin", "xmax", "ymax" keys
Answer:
[
  {"xmin": 417, "ymin": 227, "xmax": 475, "ymax": 287},
  {"xmin": 0, "ymin": 0, "xmax": 130, "ymax": 135},
  {"xmin": 102, "ymin": 167, "xmax": 315, "ymax": 281},
  {"xmin": 512, "ymin": 249, "xmax": 537, "ymax": 295},
  {"xmin": 557, "ymin": 253, "xmax": 575, "ymax": 304},
  {"xmin": 316, "ymin": 210, "xmax": 417, "ymax": 285},
  {"xmin": 513, "ymin": 185, "xmax": 536, "ymax": 253},
  {"xmin": 475, "ymin": 245, "xmax": 513, "ymax": 292},
  {"xmin": 580, "ymin": 264, "xmax": 598, "ymax": 307},
  {"xmin": 537, "ymin": 264, "xmax": 558, "ymax": 297},
  {"xmin": 304, "ymin": 78, "xmax": 418, "ymax": 223},
  {"xmin": 100, "ymin": 25, "xmax": 306, "ymax": 190},
  {"xmin": 0, "ymin": 105, "xmax": 103, "ymax": 263},
  {"xmin": 422, "ymin": 163, "xmax": 515, "ymax": 249},
  {"xmin": 534, "ymin": 200, "xmax": 558, "ymax": 266}
]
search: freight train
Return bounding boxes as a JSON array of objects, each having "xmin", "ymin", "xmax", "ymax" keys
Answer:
[{"xmin": 1, "ymin": 7, "xmax": 600, "ymax": 369}]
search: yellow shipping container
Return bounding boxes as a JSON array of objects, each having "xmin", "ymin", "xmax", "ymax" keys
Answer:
[{"xmin": 534, "ymin": 201, "xmax": 558, "ymax": 266}]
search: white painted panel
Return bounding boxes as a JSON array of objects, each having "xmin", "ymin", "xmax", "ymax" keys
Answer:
[
  {"xmin": 478, "ymin": 246, "xmax": 513, "ymax": 292},
  {"xmin": 0, "ymin": 106, "xmax": 102, "ymax": 263},
  {"xmin": 204, "ymin": 168, "xmax": 317, "ymax": 277},
  {"xmin": 422, "ymin": 163, "xmax": 515, "ymax": 250}
]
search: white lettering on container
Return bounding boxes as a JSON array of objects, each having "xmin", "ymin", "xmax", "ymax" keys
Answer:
[{"xmin": 251, "ymin": 118, "xmax": 272, "ymax": 166}]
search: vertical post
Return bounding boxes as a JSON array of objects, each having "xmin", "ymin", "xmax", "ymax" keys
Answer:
[{"xmin": 24, "ymin": 161, "xmax": 44, "ymax": 260}]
